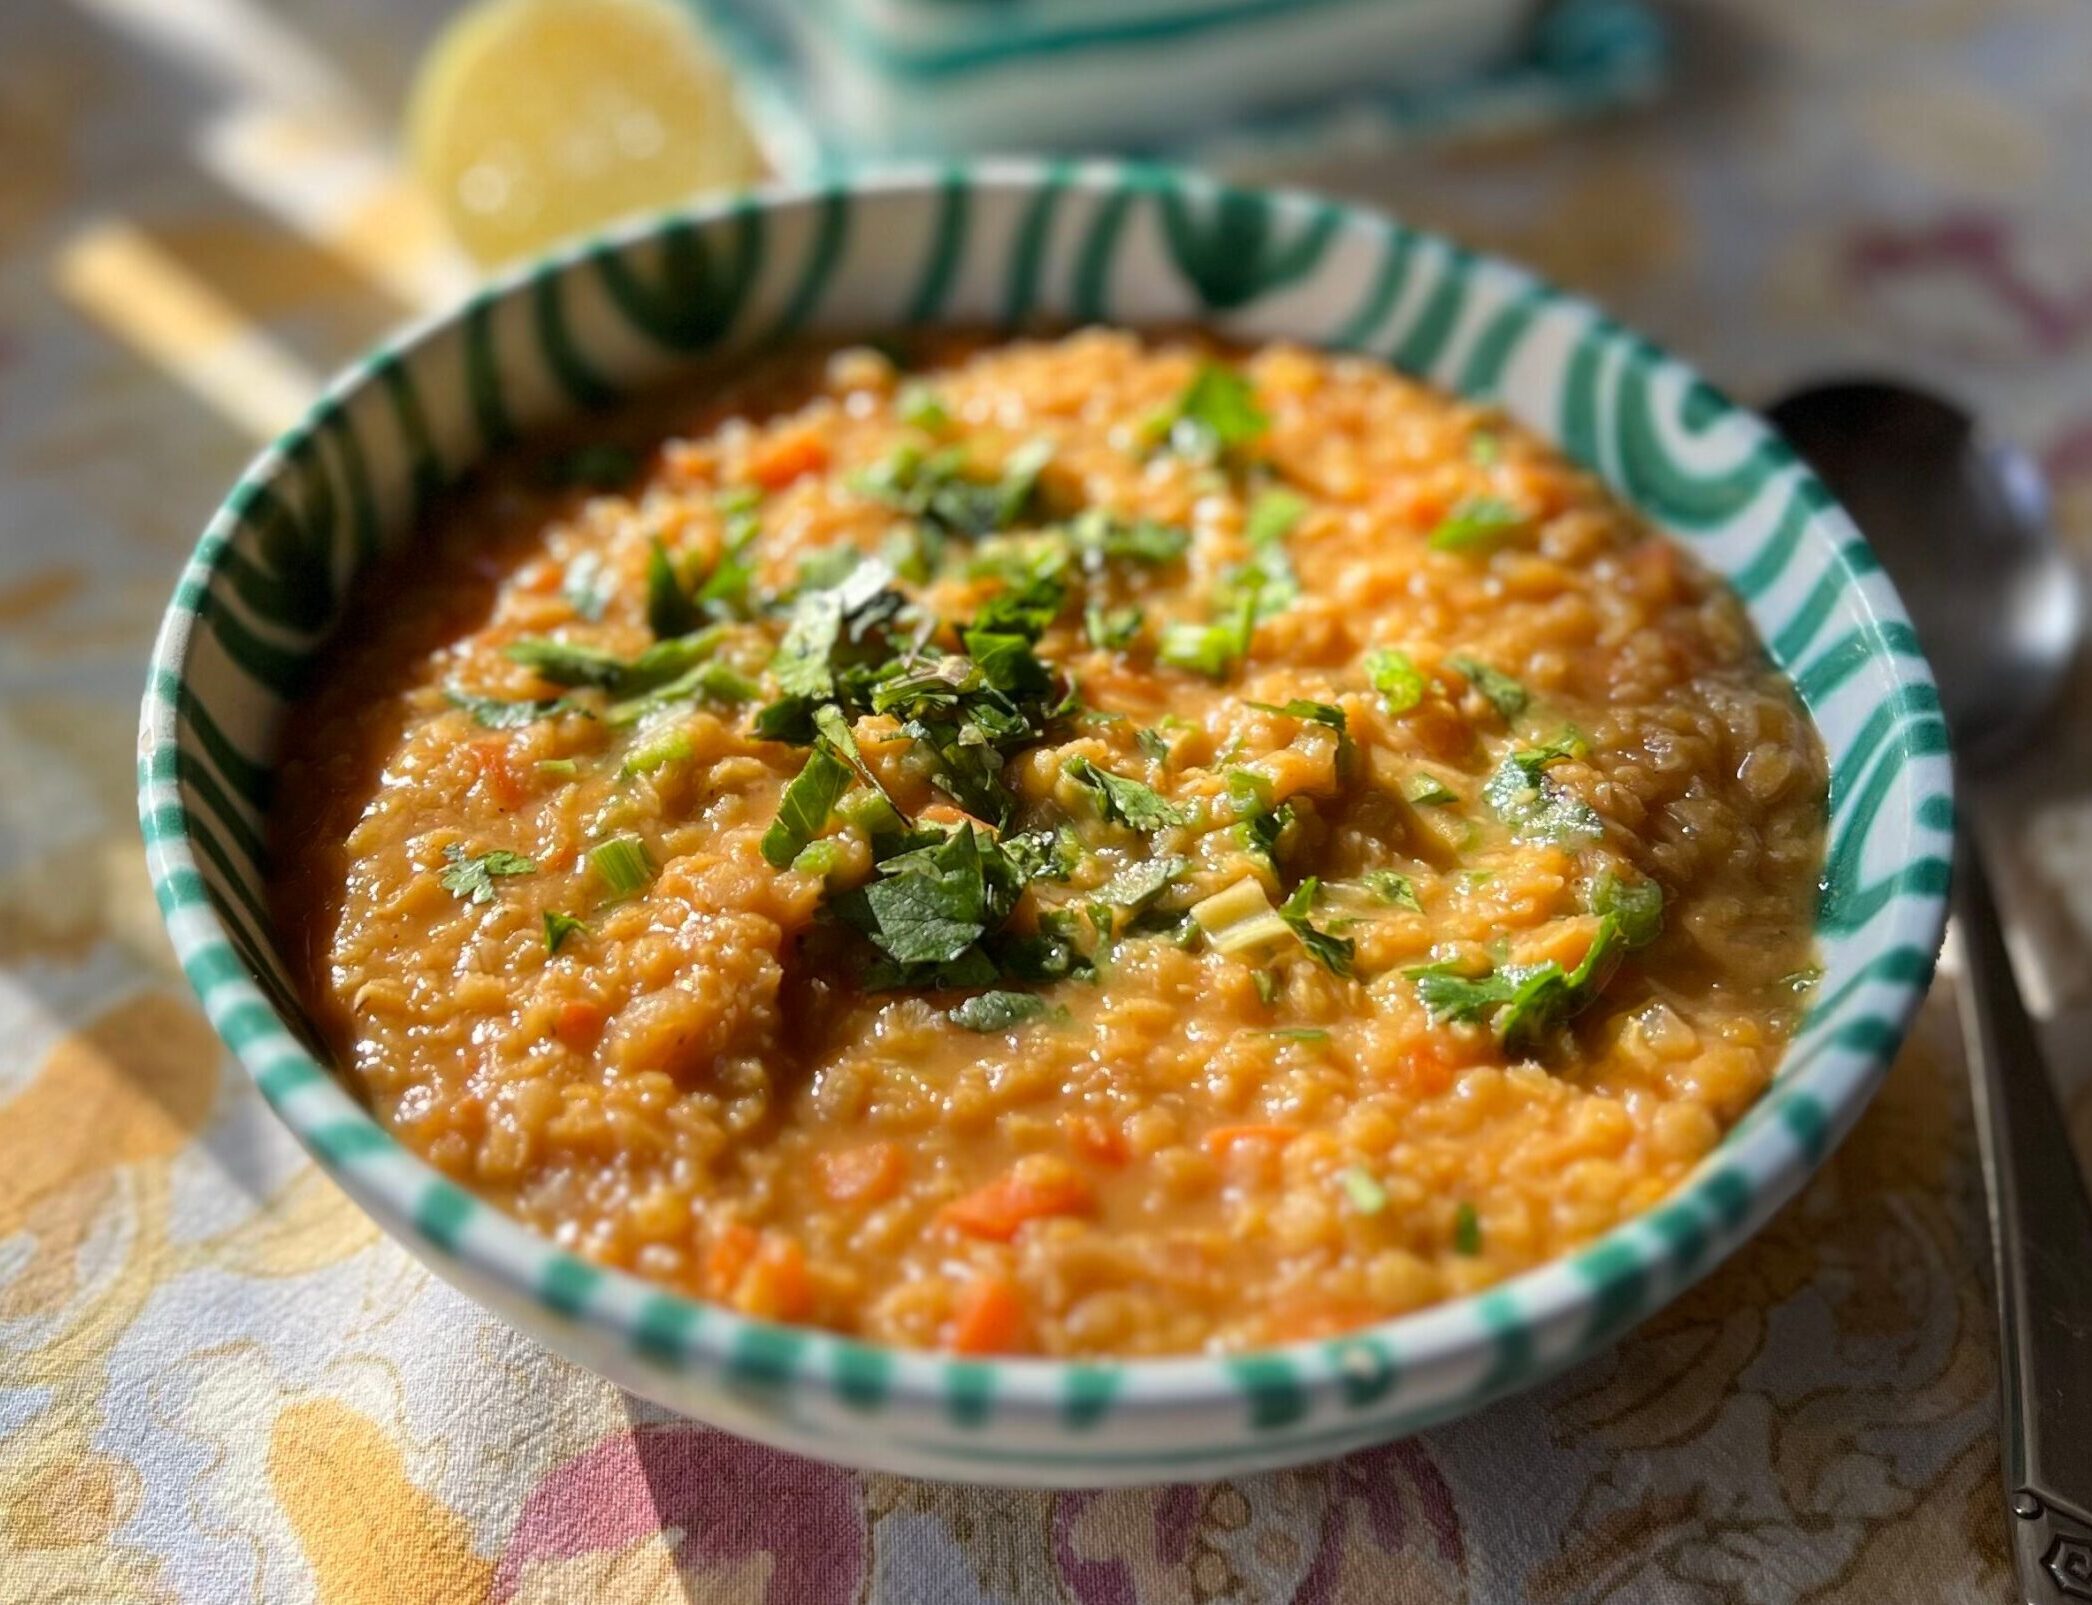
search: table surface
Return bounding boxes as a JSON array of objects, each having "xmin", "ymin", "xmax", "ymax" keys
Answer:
[{"xmin": 5, "ymin": 0, "xmax": 2092, "ymax": 1600}]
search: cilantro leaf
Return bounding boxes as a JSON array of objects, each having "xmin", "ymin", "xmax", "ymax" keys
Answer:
[
  {"xmin": 445, "ymin": 688, "xmax": 587, "ymax": 729},
  {"xmin": 1592, "ymin": 868, "xmax": 1664, "ymax": 948},
  {"xmin": 834, "ymin": 824, "xmax": 1010, "ymax": 966},
  {"xmin": 1483, "ymin": 749, "xmax": 1601, "ymax": 844},
  {"xmin": 1161, "ymin": 363, "xmax": 1268, "ymax": 462},
  {"xmin": 646, "ymin": 538, "xmax": 700, "ymax": 638},
  {"xmin": 1236, "ymin": 801, "xmax": 1295, "ymax": 869},
  {"xmin": 1065, "ymin": 509, "xmax": 1191, "ymax": 571},
  {"xmin": 562, "ymin": 551, "xmax": 613, "ymax": 620},
  {"xmin": 1097, "ymin": 854, "xmax": 1185, "ymax": 910},
  {"xmin": 1409, "ymin": 915, "xmax": 1625, "ymax": 1052},
  {"xmin": 1277, "ymin": 877, "xmax": 1355, "ymax": 978},
  {"xmin": 1063, "ymin": 756, "xmax": 1188, "ymax": 832},
  {"xmin": 1448, "ymin": 654, "xmax": 1528, "ymax": 722},
  {"xmin": 439, "ymin": 843, "xmax": 535, "ymax": 904},
  {"xmin": 1408, "ymin": 774, "xmax": 1459, "ymax": 807},
  {"xmin": 1363, "ymin": 870, "xmax": 1423, "ymax": 912},
  {"xmin": 543, "ymin": 911, "xmax": 590, "ymax": 953},
  {"xmin": 1085, "ymin": 603, "xmax": 1145, "ymax": 650},
  {"xmin": 1428, "ymin": 496, "xmax": 1526, "ymax": 554},
  {"xmin": 949, "ymin": 990, "xmax": 1050, "ymax": 1032},
  {"xmin": 761, "ymin": 745, "xmax": 854, "ymax": 869},
  {"xmin": 1364, "ymin": 648, "xmax": 1426, "ymax": 715},
  {"xmin": 1246, "ymin": 698, "xmax": 1345, "ymax": 732}
]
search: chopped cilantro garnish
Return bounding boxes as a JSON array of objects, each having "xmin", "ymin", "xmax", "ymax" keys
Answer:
[
  {"xmin": 645, "ymin": 538, "xmax": 700, "ymax": 638},
  {"xmin": 1428, "ymin": 495, "xmax": 1526, "ymax": 554},
  {"xmin": 506, "ymin": 627, "xmax": 731, "ymax": 697},
  {"xmin": 562, "ymin": 551, "xmax": 613, "ymax": 620},
  {"xmin": 1086, "ymin": 603, "xmax": 1145, "ymax": 651},
  {"xmin": 1097, "ymin": 854, "xmax": 1185, "ymax": 911},
  {"xmin": 1246, "ymin": 698, "xmax": 1345, "ymax": 732},
  {"xmin": 1363, "ymin": 870, "xmax": 1423, "ymax": 912},
  {"xmin": 606, "ymin": 659, "xmax": 758, "ymax": 726},
  {"xmin": 761, "ymin": 745, "xmax": 853, "ymax": 869},
  {"xmin": 1063, "ymin": 756, "xmax": 1188, "ymax": 832},
  {"xmin": 439, "ymin": 843, "xmax": 535, "ymax": 905},
  {"xmin": 770, "ymin": 559, "xmax": 904, "ymax": 701},
  {"xmin": 588, "ymin": 835, "xmax": 653, "ymax": 899},
  {"xmin": 1447, "ymin": 654, "xmax": 1528, "ymax": 722},
  {"xmin": 1591, "ymin": 868, "xmax": 1664, "ymax": 947},
  {"xmin": 833, "ymin": 824, "xmax": 1018, "ymax": 970},
  {"xmin": 1277, "ymin": 877, "xmax": 1355, "ymax": 978},
  {"xmin": 1408, "ymin": 775, "xmax": 1459, "ymax": 807},
  {"xmin": 949, "ymin": 990, "xmax": 1050, "ymax": 1032},
  {"xmin": 1364, "ymin": 648, "xmax": 1426, "ymax": 715},
  {"xmin": 1065, "ymin": 509, "xmax": 1191, "ymax": 571},
  {"xmin": 1453, "ymin": 1202, "xmax": 1483, "ymax": 1255},
  {"xmin": 1253, "ymin": 969, "xmax": 1280, "ymax": 1005},
  {"xmin": 1341, "ymin": 1166, "xmax": 1388, "ymax": 1214},
  {"xmin": 1236, "ymin": 802, "xmax": 1295, "ymax": 870},
  {"xmin": 543, "ymin": 911, "xmax": 590, "ymax": 953},
  {"xmin": 715, "ymin": 485, "xmax": 762, "ymax": 517},
  {"xmin": 855, "ymin": 439, "xmax": 1051, "ymax": 537},
  {"xmin": 1409, "ymin": 914, "xmax": 1625, "ymax": 1052},
  {"xmin": 1483, "ymin": 749, "xmax": 1601, "ymax": 845},
  {"xmin": 1134, "ymin": 726, "xmax": 1171, "ymax": 765},
  {"xmin": 1159, "ymin": 363, "xmax": 1268, "ymax": 463},
  {"xmin": 445, "ymin": 688, "xmax": 587, "ymax": 729}
]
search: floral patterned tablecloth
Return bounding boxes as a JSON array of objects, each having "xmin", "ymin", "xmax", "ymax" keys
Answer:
[{"xmin": 6, "ymin": 1, "xmax": 2092, "ymax": 1599}]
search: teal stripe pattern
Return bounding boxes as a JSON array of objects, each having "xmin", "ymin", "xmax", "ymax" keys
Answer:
[{"xmin": 138, "ymin": 163, "xmax": 1952, "ymax": 1486}]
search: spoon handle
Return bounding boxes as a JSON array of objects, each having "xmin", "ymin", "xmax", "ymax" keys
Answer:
[{"xmin": 1956, "ymin": 837, "xmax": 2092, "ymax": 1603}]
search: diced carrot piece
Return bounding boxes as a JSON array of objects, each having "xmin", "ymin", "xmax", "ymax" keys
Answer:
[
  {"xmin": 1067, "ymin": 1113, "xmax": 1129, "ymax": 1167},
  {"xmin": 746, "ymin": 427, "xmax": 830, "ymax": 490},
  {"xmin": 1202, "ymin": 1124, "xmax": 1300, "ymax": 1158},
  {"xmin": 704, "ymin": 1221, "xmax": 760, "ymax": 1298},
  {"xmin": 472, "ymin": 740, "xmax": 527, "ymax": 811},
  {"xmin": 815, "ymin": 1141, "xmax": 906, "ymax": 1205},
  {"xmin": 940, "ymin": 1163, "xmax": 1094, "ymax": 1242},
  {"xmin": 947, "ymin": 1275, "xmax": 1027, "ymax": 1355},
  {"xmin": 552, "ymin": 999, "xmax": 605, "ymax": 1050},
  {"xmin": 734, "ymin": 1235, "xmax": 814, "ymax": 1323}
]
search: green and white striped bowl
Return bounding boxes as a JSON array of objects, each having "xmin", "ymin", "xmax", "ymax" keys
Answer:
[{"xmin": 138, "ymin": 162, "xmax": 1952, "ymax": 1486}]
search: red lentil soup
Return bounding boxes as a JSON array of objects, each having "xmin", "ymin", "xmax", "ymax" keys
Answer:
[{"xmin": 272, "ymin": 331, "xmax": 1826, "ymax": 1357}]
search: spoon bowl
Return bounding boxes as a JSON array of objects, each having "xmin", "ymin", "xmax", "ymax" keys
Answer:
[{"xmin": 1769, "ymin": 380, "xmax": 2083, "ymax": 771}]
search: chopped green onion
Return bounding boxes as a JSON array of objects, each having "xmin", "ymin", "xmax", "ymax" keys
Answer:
[
  {"xmin": 897, "ymin": 383, "xmax": 952, "ymax": 432},
  {"xmin": 1468, "ymin": 430, "xmax": 1502, "ymax": 466},
  {"xmin": 1341, "ymin": 1167, "xmax": 1388, "ymax": 1214},
  {"xmin": 535, "ymin": 758, "xmax": 579, "ymax": 780},
  {"xmin": 1447, "ymin": 654, "xmax": 1528, "ymax": 722},
  {"xmin": 1428, "ymin": 496, "xmax": 1525, "ymax": 554},
  {"xmin": 1190, "ymin": 877, "xmax": 1291, "ymax": 956},
  {"xmin": 791, "ymin": 839, "xmax": 848, "ymax": 879},
  {"xmin": 543, "ymin": 911, "xmax": 590, "ymax": 953},
  {"xmin": 621, "ymin": 727, "xmax": 693, "ymax": 777},
  {"xmin": 589, "ymin": 834, "xmax": 653, "ymax": 899},
  {"xmin": 1453, "ymin": 1201, "xmax": 1483, "ymax": 1255},
  {"xmin": 1364, "ymin": 648, "xmax": 1426, "ymax": 715},
  {"xmin": 1362, "ymin": 870, "xmax": 1423, "ymax": 912},
  {"xmin": 1408, "ymin": 775, "xmax": 1459, "ymax": 807},
  {"xmin": 1253, "ymin": 969, "xmax": 1280, "ymax": 1005},
  {"xmin": 1265, "ymin": 1027, "xmax": 1331, "ymax": 1043}
]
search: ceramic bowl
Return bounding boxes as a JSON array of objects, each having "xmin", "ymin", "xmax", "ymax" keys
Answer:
[{"xmin": 138, "ymin": 161, "xmax": 1952, "ymax": 1486}]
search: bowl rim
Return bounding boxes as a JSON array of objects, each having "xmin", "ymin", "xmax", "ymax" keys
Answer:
[{"xmin": 138, "ymin": 157, "xmax": 1953, "ymax": 1432}]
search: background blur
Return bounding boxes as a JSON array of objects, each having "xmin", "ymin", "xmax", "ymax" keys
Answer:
[{"xmin": 3, "ymin": 1, "xmax": 2091, "ymax": 1600}]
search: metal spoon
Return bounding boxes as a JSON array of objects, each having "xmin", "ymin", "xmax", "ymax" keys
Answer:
[{"xmin": 1771, "ymin": 380, "xmax": 2092, "ymax": 1605}]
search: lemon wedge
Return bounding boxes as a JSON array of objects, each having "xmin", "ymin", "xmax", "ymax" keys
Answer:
[{"xmin": 407, "ymin": 0, "xmax": 765, "ymax": 267}]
